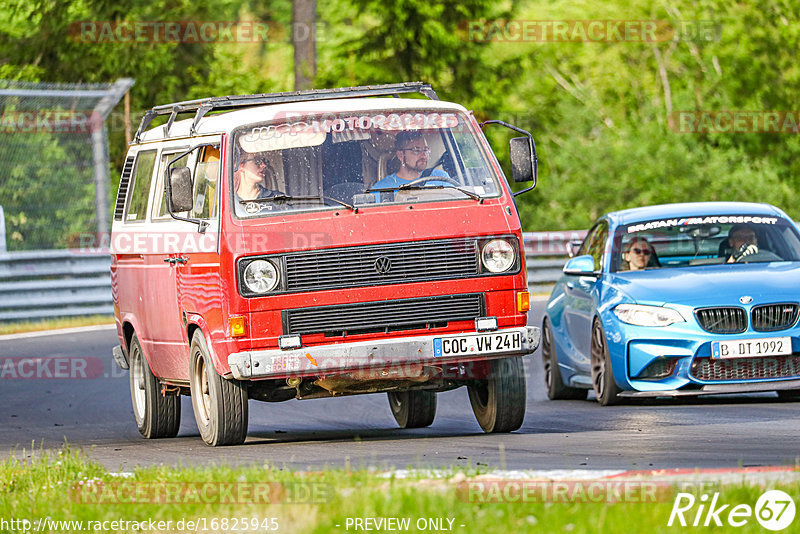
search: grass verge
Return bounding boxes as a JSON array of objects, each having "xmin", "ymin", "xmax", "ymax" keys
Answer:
[
  {"xmin": 1, "ymin": 447, "xmax": 799, "ymax": 533},
  {"xmin": 0, "ymin": 315, "xmax": 114, "ymax": 336}
]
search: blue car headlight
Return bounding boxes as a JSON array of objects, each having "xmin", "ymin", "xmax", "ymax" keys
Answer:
[{"xmin": 613, "ymin": 304, "xmax": 685, "ymax": 327}]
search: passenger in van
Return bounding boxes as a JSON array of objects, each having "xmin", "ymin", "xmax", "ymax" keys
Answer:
[
  {"xmin": 621, "ymin": 237, "xmax": 659, "ymax": 271},
  {"xmin": 371, "ymin": 131, "xmax": 450, "ymax": 201},
  {"xmin": 233, "ymin": 152, "xmax": 283, "ymax": 207}
]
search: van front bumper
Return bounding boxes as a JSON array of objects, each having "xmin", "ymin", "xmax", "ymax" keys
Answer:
[{"xmin": 227, "ymin": 326, "xmax": 540, "ymax": 380}]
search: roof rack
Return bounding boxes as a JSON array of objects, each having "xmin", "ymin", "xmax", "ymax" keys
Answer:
[{"xmin": 133, "ymin": 81, "xmax": 438, "ymax": 143}]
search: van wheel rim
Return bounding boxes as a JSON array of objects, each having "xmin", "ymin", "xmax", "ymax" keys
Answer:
[
  {"xmin": 196, "ymin": 358, "xmax": 212, "ymax": 423},
  {"xmin": 132, "ymin": 348, "xmax": 146, "ymax": 419}
]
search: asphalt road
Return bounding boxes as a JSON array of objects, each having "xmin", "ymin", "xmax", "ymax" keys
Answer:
[{"xmin": 1, "ymin": 303, "xmax": 798, "ymax": 472}]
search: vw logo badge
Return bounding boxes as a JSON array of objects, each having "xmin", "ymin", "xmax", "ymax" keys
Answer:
[
  {"xmin": 374, "ymin": 256, "xmax": 392, "ymax": 275},
  {"xmin": 739, "ymin": 295, "xmax": 753, "ymax": 304}
]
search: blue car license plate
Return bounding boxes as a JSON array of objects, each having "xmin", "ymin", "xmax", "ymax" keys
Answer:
[{"xmin": 711, "ymin": 337, "xmax": 792, "ymax": 358}]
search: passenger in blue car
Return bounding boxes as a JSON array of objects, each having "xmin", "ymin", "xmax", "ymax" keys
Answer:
[{"xmin": 621, "ymin": 237, "xmax": 659, "ymax": 271}]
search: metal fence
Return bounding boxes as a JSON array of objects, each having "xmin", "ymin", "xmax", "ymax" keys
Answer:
[
  {"xmin": 0, "ymin": 79, "xmax": 133, "ymax": 251},
  {"xmin": 0, "ymin": 231, "xmax": 585, "ymax": 323}
]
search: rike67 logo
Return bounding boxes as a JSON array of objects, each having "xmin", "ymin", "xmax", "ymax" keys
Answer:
[{"xmin": 668, "ymin": 490, "xmax": 795, "ymax": 530}]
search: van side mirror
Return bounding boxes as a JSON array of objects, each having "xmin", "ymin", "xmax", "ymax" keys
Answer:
[
  {"xmin": 479, "ymin": 120, "xmax": 538, "ymax": 197},
  {"xmin": 168, "ymin": 167, "xmax": 194, "ymax": 213},
  {"xmin": 509, "ymin": 136, "xmax": 536, "ymax": 184}
]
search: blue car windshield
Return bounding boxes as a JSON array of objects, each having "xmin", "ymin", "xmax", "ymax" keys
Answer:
[{"xmin": 611, "ymin": 215, "xmax": 800, "ymax": 272}]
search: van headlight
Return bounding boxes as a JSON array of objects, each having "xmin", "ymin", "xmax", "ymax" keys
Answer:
[
  {"xmin": 481, "ymin": 239, "xmax": 515, "ymax": 273},
  {"xmin": 242, "ymin": 259, "xmax": 279, "ymax": 294}
]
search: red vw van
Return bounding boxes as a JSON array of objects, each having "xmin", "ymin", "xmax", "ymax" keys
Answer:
[{"xmin": 111, "ymin": 82, "xmax": 540, "ymax": 445}]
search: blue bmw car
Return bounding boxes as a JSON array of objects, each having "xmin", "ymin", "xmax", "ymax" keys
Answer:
[{"xmin": 542, "ymin": 201, "xmax": 800, "ymax": 405}]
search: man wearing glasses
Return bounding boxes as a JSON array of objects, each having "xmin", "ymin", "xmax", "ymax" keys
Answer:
[
  {"xmin": 725, "ymin": 224, "xmax": 759, "ymax": 263},
  {"xmin": 371, "ymin": 131, "xmax": 451, "ymax": 201}
]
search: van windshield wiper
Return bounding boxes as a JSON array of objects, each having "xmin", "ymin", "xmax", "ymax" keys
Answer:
[
  {"xmin": 394, "ymin": 183, "xmax": 484, "ymax": 202},
  {"xmin": 241, "ymin": 195, "xmax": 358, "ymax": 213},
  {"xmin": 366, "ymin": 177, "xmax": 483, "ymax": 202}
]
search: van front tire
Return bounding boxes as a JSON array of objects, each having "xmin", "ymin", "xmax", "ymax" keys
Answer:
[
  {"xmin": 129, "ymin": 333, "xmax": 180, "ymax": 438},
  {"xmin": 189, "ymin": 331, "xmax": 248, "ymax": 446},
  {"xmin": 468, "ymin": 357, "xmax": 526, "ymax": 433}
]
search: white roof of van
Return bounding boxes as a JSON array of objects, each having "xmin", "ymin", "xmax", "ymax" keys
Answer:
[{"xmin": 136, "ymin": 97, "xmax": 469, "ymax": 143}]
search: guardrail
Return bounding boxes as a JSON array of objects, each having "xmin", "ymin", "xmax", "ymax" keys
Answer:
[
  {"xmin": 0, "ymin": 250, "xmax": 113, "ymax": 322},
  {"xmin": 0, "ymin": 231, "xmax": 585, "ymax": 322},
  {"xmin": 523, "ymin": 230, "xmax": 587, "ymax": 293}
]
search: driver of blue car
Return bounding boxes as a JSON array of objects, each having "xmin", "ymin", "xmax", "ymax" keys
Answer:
[
  {"xmin": 725, "ymin": 224, "xmax": 759, "ymax": 263},
  {"xmin": 371, "ymin": 131, "xmax": 450, "ymax": 201},
  {"xmin": 621, "ymin": 237, "xmax": 659, "ymax": 271}
]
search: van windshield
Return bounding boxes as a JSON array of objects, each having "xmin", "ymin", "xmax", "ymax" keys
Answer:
[{"xmin": 230, "ymin": 109, "xmax": 501, "ymax": 217}]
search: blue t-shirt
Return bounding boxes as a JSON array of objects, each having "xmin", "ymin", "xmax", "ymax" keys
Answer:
[{"xmin": 371, "ymin": 170, "xmax": 450, "ymax": 202}]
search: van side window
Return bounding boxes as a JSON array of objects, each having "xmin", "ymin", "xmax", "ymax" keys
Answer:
[
  {"xmin": 156, "ymin": 152, "xmax": 189, "ymax": 219},
  {"xmin": 192, "ymin": 146, "xmax": 220, "ymax": 219},
  {"xmin": 126, "ymin": 150, "xmax": 157, "ymax": 221}
]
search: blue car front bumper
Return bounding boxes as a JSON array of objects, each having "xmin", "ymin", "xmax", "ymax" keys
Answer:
[{"xmin": 602, "ymin": 306, "xmax": 800, "ymax": 394}]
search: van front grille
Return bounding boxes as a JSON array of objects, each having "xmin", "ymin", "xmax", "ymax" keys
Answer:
[{"xmin": 284, "ymin": 238, "xmax": 480, "ymax": 292}]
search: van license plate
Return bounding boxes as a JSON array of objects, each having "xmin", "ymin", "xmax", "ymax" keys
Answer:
[
  {"xmin": 433, "ymin": 332, "xmax": 521, "ymax": 358},
  {"xmin": 711, "ymin": 337, "xmax": 792, "ymax": 358}
]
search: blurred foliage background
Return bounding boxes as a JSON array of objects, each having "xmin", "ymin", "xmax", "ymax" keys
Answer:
[{"xmin": 1, "ymin": 0, "xmax": 798, "ymax": 234}]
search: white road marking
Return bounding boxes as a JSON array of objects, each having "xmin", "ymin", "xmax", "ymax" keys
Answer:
[{"xmin": 0, "ymin": 324, "xmax": 116, "ymax": 341}]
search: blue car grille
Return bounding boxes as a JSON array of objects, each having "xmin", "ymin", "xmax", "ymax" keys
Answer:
[
  {"xmin": 695, "ymin": 307, "xmax": 747, "ymax": 334},
  {"xmin": 691, "ymin": 355, "xmax": 800, "ymax": 381},
  {"xmin": 752, "ymin": 303, "xmax": 799, "ymax": 332}
]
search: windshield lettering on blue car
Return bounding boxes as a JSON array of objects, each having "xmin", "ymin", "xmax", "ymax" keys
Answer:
[
  {"xmin": 626, "ymin": 215, "xmax": 779, "ymax": 234},
  {"xmin": 612, "ymin": 215, "xmax": 800, "ymax": 272}
]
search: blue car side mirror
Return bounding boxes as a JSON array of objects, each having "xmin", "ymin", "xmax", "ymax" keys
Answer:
[{"xmin": 563, "ymin": 255, "xmax": 599, "ymax": 276}]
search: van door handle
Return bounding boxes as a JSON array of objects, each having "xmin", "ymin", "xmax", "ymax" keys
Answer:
[
  {"xmin": 163, "ymin": 257, "xmax": 188, "ymax": 264},
  {"xmin": 566, "ymin": 281, "xmax": 575, "ymax": 290}
]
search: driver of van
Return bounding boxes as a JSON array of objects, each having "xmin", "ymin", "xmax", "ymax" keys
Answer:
[
  {"xmin": 371, "ymin": 131, "xmax": 451, "ymax": 201},
  {"xmin": 233, "ymin": 152, "xmax": 283, "ymax": 211}
]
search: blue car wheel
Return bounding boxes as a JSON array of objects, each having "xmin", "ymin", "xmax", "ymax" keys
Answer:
[{"xmin": 590, "ymin": 320, "xmax": 622, "ymax": 406}]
